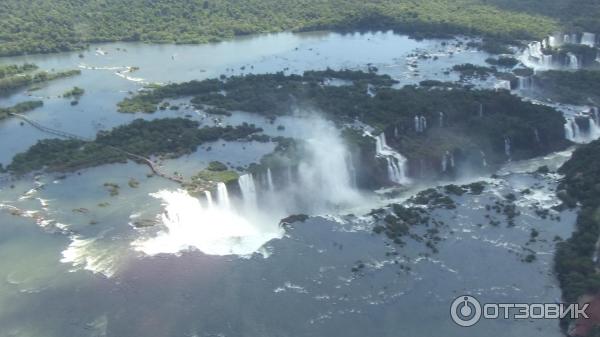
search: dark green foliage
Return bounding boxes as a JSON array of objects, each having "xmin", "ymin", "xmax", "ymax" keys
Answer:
[
  {"xmin": 485, "ymin": 56, "xmax": 519, "ymax": 68},
  {"xmin": 7, "ymin": 118, "xmax": 262, "ymax": 174},
  {"xmin": 62, "ymin": 86, "xmax": 85, "ymax": 98},
  {"xmin": 0, "ymin": 100, "xmax": 43, "ymax": 119},
  {"xmin": 118, "ymin": 70, "xmax": 569, "ymax": 171},
  {"xmin": 0, "ymin": 0, "xmax": 565, "ymax": 57},
  {"xmin": 452, "ymin": 63, "xmax": 497, "ymax": 80},
  {"xmin": 555, "ymin": 139, "xmax": 600, "ymax": 302},
  {"xmin": 207, "ymin": 161, "xmax": 228, "ymax": 171},
  {"xmin": 0, "ymin": 65, "xmax": 81, "ymax": 95},
  {"xmin": 534, "ymin": 70, "xmax": 600, "ymax": 105}
]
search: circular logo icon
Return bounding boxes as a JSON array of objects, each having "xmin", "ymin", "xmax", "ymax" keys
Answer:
[{"xmin": 450, "ymin": 295, "xmax": 482, "ymax": 327}]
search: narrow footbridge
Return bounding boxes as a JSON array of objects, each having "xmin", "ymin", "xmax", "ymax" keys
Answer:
[{"xmin": 10, "ymin": 113, "xmax": 194, "ymax": 187}]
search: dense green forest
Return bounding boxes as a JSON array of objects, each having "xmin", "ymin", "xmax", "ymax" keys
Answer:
[
  {"xmin": 534, "ymin": 70, "xmax": 600, "ymax": 105},
  {"xmin": 7, "ymin": 118, "xmax": 262, "ymax": 174},
  {"xmin": 118, "ymin": 70, "xmax": 569, "ymax": 177},
  {"xmin": 555, "ymin": 139, "xmax": 600, "ymax": 308},
  {"xmin": 0, "ymin": 63, "xmax": 81, "ymax": 95},
  {"xmin": 0, "ymin": 100, "xmax": 43, "ymax": 120},
  {"xmin": 0, "ymin": 0, "xmax": 584, "ymax": 57}
]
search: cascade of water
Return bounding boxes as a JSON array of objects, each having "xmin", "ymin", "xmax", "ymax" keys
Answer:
[
  {"xmin": 346, "ymin": 153, "xmax": 358, "ymax": 188},
  {"xmin": 266, "ymin": 168, "xmax": 275, "ymax": 192},
  {"xmin": 548, "ymin": 36, "xmax": 558, "ymax": 48},
  {"xmin": 394, "ymin": 126, "xmax": 399, "ymax": 138},
  {"xmin": 480, "ymin": 151, "xmax": 488, "ymax": 168},
  {"xmin": 582, "ymin": 32, "xmax": 596, "ymax": 47},
  {"xmin": 238, "ymin": 174, "xmax": 258, "ymax": 209},
  {"xmin": 286, "ymin": 166, "xmax": 293, "ymax": 185},
  {"xmin": 534, "ymin": 128, "xmax": 541, "ymax": 144},
  {"xmin": 372, "ymin": 132, "xmax": 409, "ymax": 184},
  {"xmin": 441, "ymin": 155, "xmax": 447, "ymax": 172},
  {"xmin": 589, "ymin": 118, "xmax": 600, "ymax": 140},
  {"xmin": 479, "ymin": 103, "xmax": 484, "ymax": 118},
  {"xmin": 564, "ymin": 118, "xmax": 581, "ymax": 142},
  {"xmin": 439, "ymin": 112, "xmax": 444, "ymax": 128},
  {"xmin": 542, "ymin": 54, "xmax": 553, "ymax": 67},
  {"xmin": 442, "ymin": 151, "xmax": 454, "ymax": 172},
  {"xmin": 518, "ymin": 76, "xmax": 532, "ymax": 90},
  {"xmin": 504, "ymin": 136, "xmax": 512, "ymax": 161},
  {"xmin": 592, "ymin": 107, "xmax": 599, "ymax": 125},
  {"xmin": 495, "ymin": 80, "xmax": 512, "ymax": 90},
  {"xmin": 217, "ymin": 182, "xmax": 231, "ymax": 209},
  {"xmin": 414, "ymin": 116, "xmax": 427, "ymax": 132},
  {"xmin": 564, "ymin": 34, "xmax": 571, "ymax": 44},
  {"xmin": 204, "ymin": 191, "xmax": 214, "ymax": 208},
  {"xmin": 567, "ymin": 52, "xmax": 579, "ymax": 69}
]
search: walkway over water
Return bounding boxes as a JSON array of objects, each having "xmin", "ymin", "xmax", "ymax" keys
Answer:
[{"xmin": 9, "ymin": 113, "xmax": 214, "ymax": 191}]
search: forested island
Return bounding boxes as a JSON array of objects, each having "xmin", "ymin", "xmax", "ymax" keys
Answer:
[
  {"xmin": 0, "ymin": 63, "xmax": 81, "ymax": 95},
  {"xmin": 7, "ymin": 118, "xmax": 262, "ymax": 175},
  {"xmin": 118, "ymin": 70, "xmax": 569, "ymax": 180},
  {"xmin": 4, "ymin": 0, "xmax": 600, "ymax": 56}
]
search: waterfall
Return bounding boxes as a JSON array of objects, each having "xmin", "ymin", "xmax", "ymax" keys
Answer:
[
  {"xmin": 346, "ymin": 153, "xmax": 358, "ymax": 188},
  {"xmin": 286, "ymin": 166, "xmax": 293, "ymax": 185},
  {"xmin": 266, "ymin": 168, "xmax": 275, "ymax": 192},
  {"xmin": 442, "ymin": 151, "xmax": 454, "ymax": 172},
  {"xmin": 567, "ymin": 52, "xmax": 579, "ymax": 69},
  {"xmin": 504, "ymin": 136, "xmax": 511, "ymax": 161},
  {"xmin": 217, "ymin": 182, "xmax": 231, "ymax": 209},
  {"xmin": 480, "ymin": 151, "xmax": 488, "ymax": 168},
  {"xmin": 238, "ymin": 174, "xmax": 258, "ymax": 209},
  {"xmin": 518, "ymin": 76, "xmax": 533, "ymax": 90},
  {"xmin": 533, "ymin": 128, "xmax": 541, "ymax": 144},
  {"xmin": 372, "ymin": 132, "xmax": 409, "ymax": 184},
  {"xmin": 564, "ymin": 118, "xmax": 582, "ymax": 142},
  {"xmin": 548, "ymin": 36, "xmax": 558, "ymax": 48},
  {"xmin": 439, "ymin": 112, "xmax": 444, "ymax": 128},
  {"xmin": 592, "ymin": 107, "xmax": 599, "ymax": 125},
  {"xmin": 479, "ymin": 103, "xmax": 484, "ymax": 118},
  {"xmin": 495, "ymin": 80, "xmax": 512, "ymax": 91},
  {"xmin": 415, "ymin": 116, "xmax": 427, "ymax": 132},
  {"xmin": 582, "ymin": 32, "xmax": 596, "ymax": 47},
  {"xmin": 394, "ymin": 126, "xmax": 399, "ymax": 138},
  {"xmin": 204, "ymin": 191, "xmax": 214, "ymax": 208},
  {"xmin": 589, "ymin": 118, "xmax": 600, "ymax": 140}
]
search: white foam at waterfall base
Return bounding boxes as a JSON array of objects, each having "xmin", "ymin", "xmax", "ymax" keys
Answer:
[
  {"xmin": 133, "ymin": 115, "xmax": 364, "ymax": 257},
  {"xmin": 133, "ymin": 189, "xmax": 283, "ymax": 256}
]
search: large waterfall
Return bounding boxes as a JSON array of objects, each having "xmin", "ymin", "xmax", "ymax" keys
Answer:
[
  {"xmin": 238, "ymin": 174, "xmax": 258, "ymax": 209},
  {"xmin": 134, "ymin": 115, "xmax": 364, "ymax": 257},
  {"xmin": 373, "ymin": 132, "xmax": 410, "ymax": 184},
  {"xmin": 582, "ymin": 32, "xmax": 597, "ymax": 47},
  {"xmin": 217, "ymin": 182, "xmax": 231, "ymax": 209},
  {"xmin": 504, "ymin": 136, "xmax": 512, "ymax": 161},
  {"xmin": 266, "ymin": 168, "xmax": 275, "ymax": 192},
  {"xmin": 565, "ymin": 109, "xmax": 600, "ymax": 143}
]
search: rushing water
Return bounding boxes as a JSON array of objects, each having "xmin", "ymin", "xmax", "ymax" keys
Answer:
[{"xmin": 0, "ymin": 31, "xmax": 587, "ymax": 337}]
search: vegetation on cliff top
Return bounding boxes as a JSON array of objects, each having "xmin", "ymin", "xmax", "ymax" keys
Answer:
[
  {"xmin": 555, "ymin": 139, "xmax": 600, "ymax": 304},
  {"xmin": 533, "ymin": 70, "xmax": 600, "ymax": 105}
]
